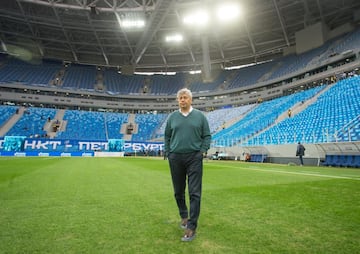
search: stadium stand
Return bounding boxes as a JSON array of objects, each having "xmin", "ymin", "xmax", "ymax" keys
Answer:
[
  {"xmin": 6, "ymin": 107, "xmax": 57, "ymax": 138},
  {"xmin": 1, "ymin": 72, "xmax": 358, "ymax": 147},
  {"xmin": 245, "ymin": 76, "xmax": 360, "ymax": 145},
  {"xmin": 205, "ymin": 105, "xmax": 255, "ymax": 134},
  {"xmin": 212, "ymin": 85, "xmax": 325, "ymax": 146},
  {"xmin": 268, "ymin": 45, "xmax": 330, "ymax": 81},
  {"xmin": 104, "ymin": 69, "xmax": 145, "ymax": 95},
  {"xmin": 316, "ymin": 28, "xmax": 360, "ymax": 64},
  {"xmin": 227, "ymin": 61, "xmax": 276, "ymax": 89},
  {"xmin": 62, "ymin": 64, "xmax": 97, "ymax": 91},
  {"xmin": 56, "ymin": 110, "xmax": 106, "ymax": 141},
  {"xmin": 131, "ymin": 113, "xmax": 168, "ymax": 141},
  {"xmin": 1, "ymin": 27, "xmax": 360, "ymax": 96},
  {"xmin": 0, "ymin": 105, "xmax": 18, "ymax": 127},
  {"xmin": 0, "ymin": 27, "xmax": 359, "ymax": 155},
  {"xmin": 150, "ymin": 74, "xmax": 185, "ymax": 95},
  {"xmin": 0, "ymin": 58, "xmax": 61, "ymax": 86},
  {"xmin": 105, "ymin": 112, "xmax": 129, "ymax": 139},
  {"xmin": 188, "ymin": 71, "xmax": 228, "ymax": 93}
]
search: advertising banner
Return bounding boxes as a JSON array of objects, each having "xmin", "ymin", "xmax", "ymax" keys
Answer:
[{"xmin": 0, "ymin": 137, "xmax": 164, "ymax": 157}]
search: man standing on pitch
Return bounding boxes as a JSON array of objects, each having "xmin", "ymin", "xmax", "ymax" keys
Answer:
[
  {"xmin": 164, "ymin": 88, "xmax": 211, "ymax": 242},
  {"xmin": 296, "ymin": 142, "xmax": 306, "ymax": 166}
]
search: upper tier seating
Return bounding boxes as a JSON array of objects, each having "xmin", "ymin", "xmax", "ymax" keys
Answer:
[
  {"xmin": 149, "ymin": 74, "xmax": 185, "ymax": 95},
  {"xmin": 317, "ymin": 28, "xmax": 360, "ymax": 64},
  {"xmin": 104, "ymin": 69, "xmax": 145, "ymax": 95},
  {"xmin": 189, "ymin": 71, "xmax": 228, "ymax": 93},
  {"xmin": 0, "ymin": 27, "xmax": 360, "ymax": 95},
  {"xmin": 0, "ymin": 58, "xmax": 61, "ymax": 86},
  {"xmin": 227, "ymin": 61, "xmax": 276, "ymax": 89},
  {"xmin": 62, "ymin": 64, "xmax": 97, "ymax": 91}
]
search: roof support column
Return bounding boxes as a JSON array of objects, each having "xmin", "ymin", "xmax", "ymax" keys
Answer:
[{"xmin": 201, "ymin": 34, "xmax": 211, "ymax": 82}]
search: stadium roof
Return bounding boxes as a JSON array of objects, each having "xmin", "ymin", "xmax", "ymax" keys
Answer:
[{"xmin": 0, "ymin": 0, "xmax": 359, "ymax": 73}]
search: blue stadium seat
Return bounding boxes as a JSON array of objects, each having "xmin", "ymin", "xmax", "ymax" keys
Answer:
[
  {"xmin": 322, "ymin": 155, "xmax": 334, "ymax": 167},
  {"xmin": 343, "ymin": 155, "xmax": 355, "ymax": 168},
  {"xmin": 352, "ymin": 155, "xmax": 360, "ymax": 168},
  {"xmin": 334, "ymin": 155, "xmax": 347, "ymax": 167},
  {"xmin": 249, "ymin": 154, "xmax": 267, "ymax": 163}
]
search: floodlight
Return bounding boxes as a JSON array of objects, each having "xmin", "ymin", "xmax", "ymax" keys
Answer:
[
  {"xmin": 115, "ymin": 11, "xmax": 146, "ymax": 29},
  {"xmin": 165, "ymin": 34, "xmax": 183, "ymax": 43},
  {"xmin": 216, "ymin": 3, "xmax": 241, "ymax": 23},
  {"xmin": 120, "ymin": 19, "xmax": 145, "ymax": 28}
]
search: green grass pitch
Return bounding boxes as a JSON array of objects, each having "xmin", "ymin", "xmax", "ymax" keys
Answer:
[{"xmin": 0, "ymin": 157, "xmax": 359, "ymax": 253}]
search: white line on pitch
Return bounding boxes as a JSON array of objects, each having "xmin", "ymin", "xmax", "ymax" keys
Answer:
[
  {"xmin": 252, "ymin": 167, "xmax": 360, "ymax": 181},
  {"xmin": 214, "ymin": 164, "xmax": 360, "ymax": 181}
]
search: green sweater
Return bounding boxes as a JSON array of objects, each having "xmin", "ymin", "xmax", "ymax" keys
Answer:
[{"xmin": 164, "ymin": 109, "xmax": 211, "ymax": 154}]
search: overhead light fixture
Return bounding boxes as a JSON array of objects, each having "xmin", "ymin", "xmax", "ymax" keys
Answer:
[
  {"xmin": 115, "ymin": 12, "xmax": 146, "ymax": 29},
  {"xmin": 189, "ymin": 70, "xmax": 201, "ymax": 74},
  {"xmin": 120, "ymin": 20, "xmax": 145, "ymax": 29},
  {"xmin": 216, "ymin": 3, "xmax": 241, "ymax": 23},
  {"xmin": 182, "ymin": 3, "xmax": 242, "ymax": 29},
  {"xmin": 165, "ymin": 34, "xmax": 183, "ymax": 43}
]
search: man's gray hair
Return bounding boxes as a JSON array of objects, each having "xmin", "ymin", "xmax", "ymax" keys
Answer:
[{"xmin": 177, "ymin": 88, "xmax": 192, "ymax": 99}]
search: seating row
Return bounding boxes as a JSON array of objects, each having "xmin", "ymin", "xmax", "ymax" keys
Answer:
[
  {"xmin": 249, "ymin": 154, "xmax": 268, "ymax": 163},
  {"xmin": 322, "ymin": 154, "xmax": 360, "ymax": 168}
]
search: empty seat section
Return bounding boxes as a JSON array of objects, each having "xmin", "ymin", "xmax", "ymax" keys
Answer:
[
  {"xmin": 0, "ymin": 105, "xmax": 18, "ymax": 128},
  {"xmin": 57, "ymin": 110, "xmax": 106, "ymax": 140},
  {"xmin": 245, "ymin": 76, "xmax": 360, "ymax": 145},
  {"xmin": 6, "ymin": 107, "xmax": 56, "ymax": 137},
  {"xmin": 62, "ymin": 64, "xmax": 96, "ymax": 91},
  {"xmin": 106, "ymin": 112, "xmax": 129, "ymax": 139},
  {"xmin": 132, "ymin": 113, "xmax": 168, "ymax": 141},
  {"xmin": 213, "ymin": 85, "xmax": 324, "ymax": 146},
  {"xmin": 0, "ymin": 58, "xmax": 61, "ymax": 86}
]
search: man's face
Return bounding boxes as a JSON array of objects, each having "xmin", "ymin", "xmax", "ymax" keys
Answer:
[{"xmin": 177, "ymin": 93, "xmax": 192, "ymax": 111}]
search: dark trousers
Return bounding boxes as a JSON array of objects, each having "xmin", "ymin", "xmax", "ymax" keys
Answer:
[
  {"xmin": 168, "ymin": 151, "xmax": 203, "ymax": 231},
  {"xmin": 299, "ymin": 155, "xmax": 304, "ymax": 165}
]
